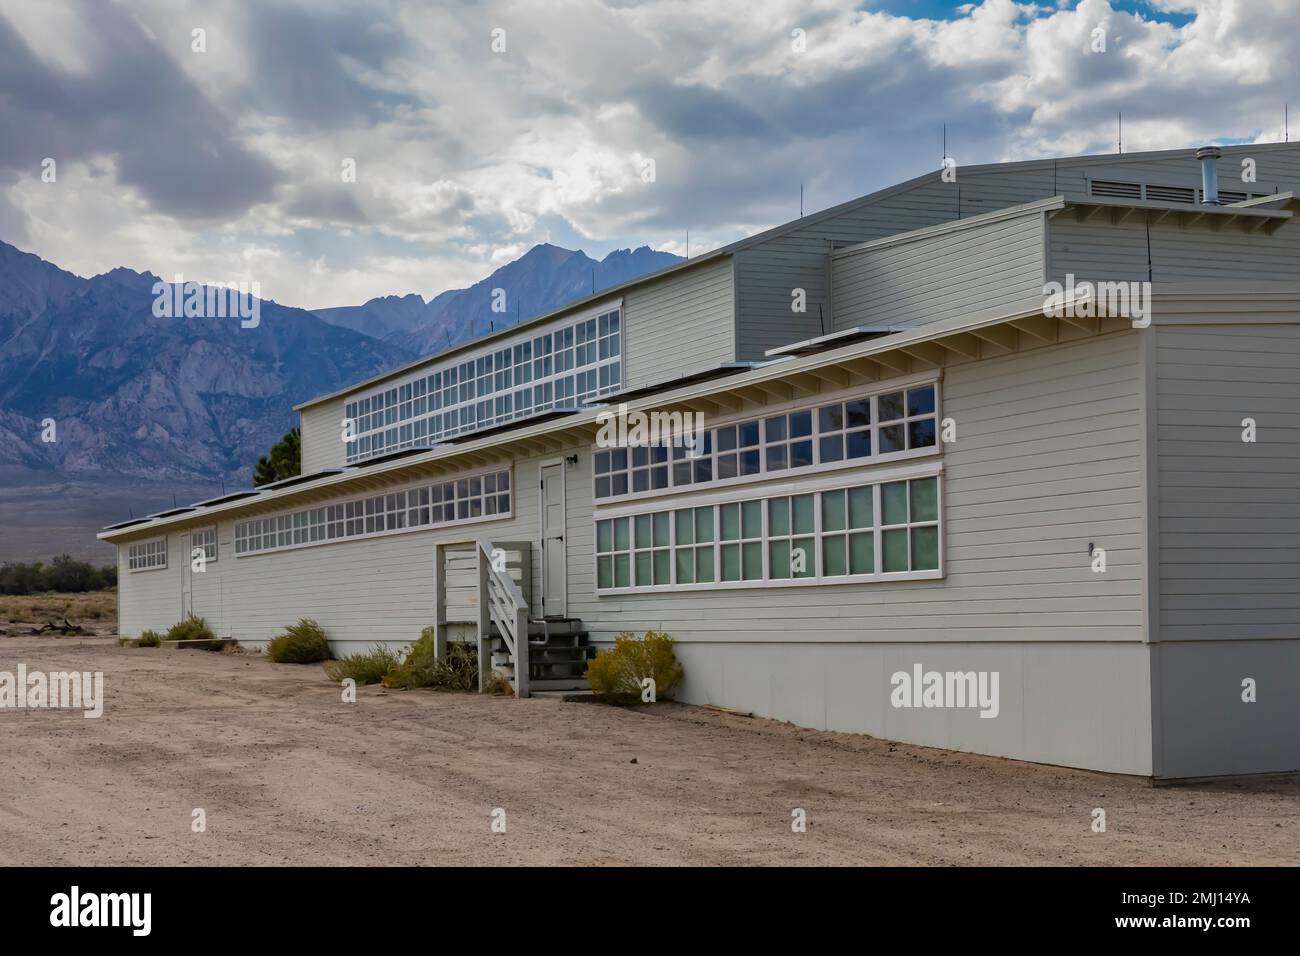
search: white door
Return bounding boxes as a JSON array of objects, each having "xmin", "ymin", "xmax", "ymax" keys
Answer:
[{"xmin": 539, "ymin": 462, "xmax": 567, "ymax": 618}]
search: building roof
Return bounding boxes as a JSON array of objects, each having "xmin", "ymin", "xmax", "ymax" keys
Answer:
[
  {"xmin": 92, "ymin": 290, "xmax": 1137, "ymax": 542},
  {"xmin": 100, "ymin": 184, "xmax": 1300, "ymax": 544},
  {"xmin": 294, "ymin": 141, "xmax": 1300, "ymax": 413}
]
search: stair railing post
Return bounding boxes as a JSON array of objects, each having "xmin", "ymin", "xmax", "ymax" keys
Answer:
[
  {"xmin": 514, "ymin": 603, "xmax": 530, "ymax": 699},
  {"xmin": 433, "ymin": 542, "xmax": 448, "ymax": 659},
  {"xmin": 476, "ymin": 543, "xmax": 491, "ymax": 693}
]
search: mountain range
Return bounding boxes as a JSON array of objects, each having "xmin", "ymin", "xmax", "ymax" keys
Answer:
[
  {"xmin": 312, "ymin": 243, "xmax": 680, "ymax": 354},
  {"xmin": 0, "ymin": 239, "xmax": 680, "ymax": 560}
]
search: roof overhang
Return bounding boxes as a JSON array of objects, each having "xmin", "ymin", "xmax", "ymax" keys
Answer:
[{"xmin": 1053, "ymin": 194, "xmax": 1293, "ymax": 233}]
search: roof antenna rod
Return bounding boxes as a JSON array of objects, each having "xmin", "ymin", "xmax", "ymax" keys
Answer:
[
  {"xmin": 1118, "ymin": 112, "xmax": 1122, "ymax": 154},
  {"xmin": 1145, "ymin": 219, "xmax": 1154, "ymax": 284},
  {"xmin": 220, "ymin": 477, "xmax": 226, "ymax": 495},
  {"xmin": 800, "ymin": 183, "xmax": 803, "ymax": 218}
]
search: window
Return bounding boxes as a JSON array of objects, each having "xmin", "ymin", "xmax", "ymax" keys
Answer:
[
  {"xmin": 233, "ymin": 469, "xmax": 512, "ymax": 556},
  {"xmin": 592, "ymin": 380, "xmax": 940, "ymax": 502},
  {"xmin": 767, "ymin": 493, "xmax": 817, "ymax": 580},
  {"xmin": 128, "ymin": 537, "xmax": 167, "ymax": 571},
  {"xmin": 881, "ymin": 475, "xmax": 940, "ymax": 573},
  {"xmin": 672, "ymin": 506, "xmax": 715, "ymax": 584},
  {"xmin": 719, "ymin": 500, "xmax": 763, "ymax": 581},
  {"xmin": 876, "ymin": 384, "xmax": 937, "ymax": 454},
  {"xmin": 345, "ymin": 306, "xmax": 622, "ymax": 463},
  {"xmin": 594, "ymin": 471, "xmax": 941, "ymax": 591},
  {"xmin": 191, "ymin": 527, "xmax": 217, "ymax": 562}
]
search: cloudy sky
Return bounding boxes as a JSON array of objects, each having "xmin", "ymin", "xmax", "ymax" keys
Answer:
[{"xmin": 0, "ymin": 0, "xmax": 1294, "ymax": 309}]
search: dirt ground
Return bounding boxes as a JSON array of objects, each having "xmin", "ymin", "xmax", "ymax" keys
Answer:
[{"xmin": 1, "ymin": 633, "xmax": 1297, "ymax": 866}]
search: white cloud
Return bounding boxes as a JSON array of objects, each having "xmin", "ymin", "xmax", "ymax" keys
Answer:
[{"xmin": 2, "ymin": 0, "xmax": 1298, "ymax": 309}]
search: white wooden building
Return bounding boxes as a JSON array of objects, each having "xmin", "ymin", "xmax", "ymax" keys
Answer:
[{"xmin": 103, "ymin": 144, "xmax": 1300, "ymax": 780}]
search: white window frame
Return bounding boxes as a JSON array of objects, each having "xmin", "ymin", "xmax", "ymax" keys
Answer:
[
  {"xmin": 191, "ymin": 526, "xmax": 218, "ymax": 563},
  {"xmin": 233, "ymin": 465, "xmax": 513, "ymax": 558},
  {"xmin": 594, "ymin": 459, "xmax": 944, "ymax": 594},
  {"xmin": 128, "ymin": 537, "xmax": 168, "ymax": 572},
  {"xmin": 344, "ymin": 299, "xmax": 623, "ymax": 464},
  {"xmin": 592, "ymin": 371, "xmax": 941, "ymax": 505}
]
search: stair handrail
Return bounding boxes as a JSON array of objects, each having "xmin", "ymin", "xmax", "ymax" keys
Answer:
[{"xmin": 476, "ymin": 538, "xmax": 530, "ymax": 698}]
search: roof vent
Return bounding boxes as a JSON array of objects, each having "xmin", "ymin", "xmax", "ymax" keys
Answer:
[
  {"xmin": 1091, "ymin": 180, "xmax": 1142, "ymax": 199},
  {"xmin": 1145, "ymin": 184, "xmax": 1196, "ymax": 204},
  {"xmin": 1195, "ymin": 145, "xmax": 1222, "ymax": 205}
]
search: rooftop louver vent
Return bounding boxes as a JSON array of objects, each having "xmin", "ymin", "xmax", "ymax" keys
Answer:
[
  {"xmin": 1090, "ymin": 180, "xmax": 1142, "ymax": 199},
  {"xmin": 1145, "ymin": 184, "xmax": 1197, "ymax": 204}
]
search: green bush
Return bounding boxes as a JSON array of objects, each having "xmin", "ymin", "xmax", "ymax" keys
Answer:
[
  {"xmin": 267, "ymin": 618, "xmax": 332, "ymax": 663},
  {"xmin": 382, "ymin": 628, "xmax": 482, "ymax": 691},
  {"xmin": 164, "ymin": 616, "xmax": 215, "ymax": 642},
  {"xmin": 135, "ymin": 630, "xmax": 162, "ymax": 648},
  {"xmin": 324, "ymin": 644, "xmax": 401, "ymax": 685},
  {"xmin": 585, "ymin": 630, "xmax": 684, "ymax": 702}
]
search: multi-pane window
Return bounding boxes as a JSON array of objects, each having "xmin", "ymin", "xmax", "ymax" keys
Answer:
[
  {"xmin": 719, "ymin": 500, "xmax": 764, "ymax": 581},
  {"xmin": 767, "ymin": 493, "xmax": 817, "ymax": 580},
  {"xmin": 128, "ymin": 538, "xmax": 167, "ymax": 571},
  {"xmin": 881, "ymin": 476, "xmax": 940, "ymax": 573},
  {"xmin": 764, "ymin": 409, "xmax": 814, "ymax": 472},
  {"xmin": 592, "ymin": 381, "xmax": 939, "ymax": 502},
  {"xmin": 594, "ymin": 473, "xmax": 941, "ymax": 591},
  {"xmin": 877, "ymin": 384, "xmax": 937, "ymax": 454},
  {"xmin": 345, "ymin": 308, "xmax": 621, "ymax": 463},
  {"xmin": 191, "ymin": 527, "xmax": 217, "ymax": 562},
  {"xmin": 234, "ymin": 470, "xmax": 511, "ymax": 556},
  {"xmin": 716, "ymin": 419, "xmax": 761, "ymax": 479},
  {"xmin": 672, "ymin": 507, "xmax": 715, "ymax": 585}
]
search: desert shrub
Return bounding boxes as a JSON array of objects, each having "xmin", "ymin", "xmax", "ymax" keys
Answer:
[
  {"xmin": 267, "ymin": 618, "xmax": 331, "ymax": 663},
  {"xmin": 135, "ymin": 630, "xmax": 162, "ymax": 648},
  {"xmin": 382, "ymin": 628, "xmax": 481, "ymax": 691},
  {"xmin": 585, "ymin": 630, "xmax": 684, "ymax": 702},
  {"xmin": 324, "ymin": 644, "xmax": 401, "ymax": 685},
  {"xmin": 164, "ymin": 615, "xmax": 214, "ymax": 642},
  {"xmin": 483, "ymin": 670, "xmax": 514, "ymax": 696}
]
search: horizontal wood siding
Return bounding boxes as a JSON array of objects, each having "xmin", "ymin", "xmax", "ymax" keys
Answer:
[
  {"xmin": 300, "ymin": 396, "xmax": 345, "ymax": 473},
  {"xmin": 1050, "ymin": 217, "xmax": 1300, "ymax": 286},
  {"xmin": 114, "ymin": 456, "xmax": 551, "ymax": 652},
  {"xmin": 831, "ymin": 211, "xmax": 1046, "ymax": 331},
  {"xmin": 733, "ymin": 245, "xmax": 829, "ymax": 360},
  {"xmin": 1156, "ymin": 323, "xmax": 1300, "ymax": 641},
  {"xmin": 622, "ymin": 257, "xmax": 734, "ymax": 388},
  {"xmin": 117, "ymin": 535, "xmax": 183, "ymax": 638},
  {"xmin": 571, "ymin": 331, "xmax": 1145, "ymax": 644},
  {"xmin": 118, "ymin": 331, "xmax": 1145, "ymax": 656}
]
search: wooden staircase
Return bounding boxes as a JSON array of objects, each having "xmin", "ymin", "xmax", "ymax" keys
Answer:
[{"xmin": 489, "ymin": 617, "xmax": 594, "ymax": 693}]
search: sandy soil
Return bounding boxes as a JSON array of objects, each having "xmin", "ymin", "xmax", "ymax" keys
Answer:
[{"xmin": 0, "ymin": 634, "xmax": 1297, "ymax": 866}]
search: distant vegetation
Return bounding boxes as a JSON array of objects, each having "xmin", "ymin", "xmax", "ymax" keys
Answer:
[
  {"xmin": 253, "ymin": 426, "xmax": 301, "ymax": 486},
  {"xmin": 0, "ymin": 555, "xmax": 117, "ymax": 595}
]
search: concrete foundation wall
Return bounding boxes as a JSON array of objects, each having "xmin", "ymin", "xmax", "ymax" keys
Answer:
[
  {"xmin": 675, "ymin": 640, "xmax": 1154, "ymax": 776},
  {"xmin": 1152, "ymin": 640, "xmax": 1300, "ymax": 779}
]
